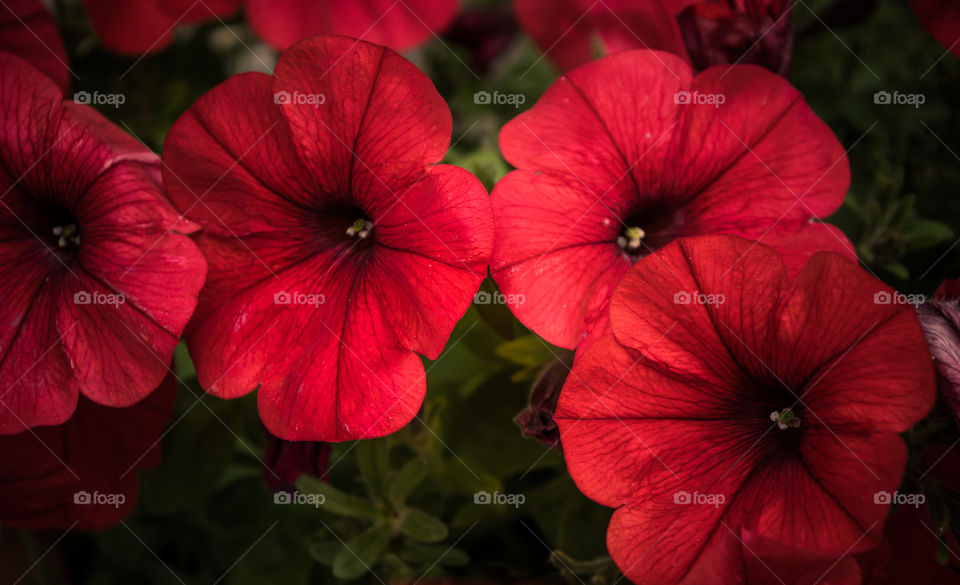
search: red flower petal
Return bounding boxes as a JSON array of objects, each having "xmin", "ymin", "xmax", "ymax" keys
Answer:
[
  {"xmin": 164, "ymin": 37, "xmax": 492, "ymax": 441},
  {"xmin": 0, "ymin": 0, "xmax": 69, "ymax": 92},
  {"xmin": 0, "ymin": 375, "xmax": 176, "ymax": 531},
  {"xmin": 246, "ymin": 0, "xmax": 458, "ymax": 51},
  {"xmin": 682, "ymin": 528, "xmax": 861, "ymax": 585},
  {"xmin": 493, "ymin": 50, "xmax": 852, "ymax": 349},
  {"xmin": 0, "ymin": 54, "xmax": 205, "ymax": 431},
  {"xmin": 515, "ymin": 0, "xmax": 696, "ymax": 71},
  {"xmin": 910, "ymin": 0, "xmax": 960, "ymax": 58},
  {"xmin": 81, "ymin": 0, "xmax": 240, "ymax": 55},
  {"xmin": 273, "ymin": 36, "xmax": 452, "ymax": 201},
  {"xmin": 556, "ymin": 235, "xmax": 934, "ymax": 585}
]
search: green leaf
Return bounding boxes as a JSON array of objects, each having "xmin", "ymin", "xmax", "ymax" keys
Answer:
[
  {"xmin": 138, "ymin": 383, "xmax": 237, "ymax": 514},
  {"xmin": 902, "ymin": 218, "xmax": 954, "ymax": 249},
  {"xmin": 332, "ymin": 522, "xmax": 391, "ymax": 580},
  {"xmin": 309, "ymin": 540, "xmax": 340, "ymax": 566},
  {"xmin": 396, "ymin": 509, "xmax": 448, "ymax": 543},
  {"xmin": 879, "ymin": 261, "xmax": 910, "ymax": 280},
  {"xmin": 356, "ymin": 439, "xmax": 391, "ymax": 503},
  {"xmin": 296, "ymin": 477, "xmax": 381, "ymax": 519},
  {"xmin": 494, "ymin": 335, "xmax": 555, "ymax": 367},
  {"xmin": 389, "ymin": 458, "xmax": 428, "ymax": 508},
  {"xmin": 402, "ymin": 542, "xmax": 469, "ymax": 567}
]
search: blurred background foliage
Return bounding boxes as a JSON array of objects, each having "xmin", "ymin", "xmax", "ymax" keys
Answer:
[{"xmin": 11, "ymin": 0, "xmax": 960, "ymax": 583}]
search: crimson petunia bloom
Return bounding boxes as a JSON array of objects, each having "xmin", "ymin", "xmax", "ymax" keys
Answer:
[
  {"xmin": 0, "ymin": 0, "xmax": 69, "ymax": 92},
  {"xmin": 515, "ymin": 0, "xmax": 791, "ymax": 73},
  {"xmin": 245, "ymin": 0, "xmax": 458, "ymax": 51},
  {"xmin": 910, "ymin": 0, "xmax": 960, "ymax": 58},
  {"xmin": 491, "ymin": 49, "xmax": 853, "ymax": 350},
  {"xmin": 80, "ymin": 0, "xmax": 240, "ymax": 55},
  {"xmin": 162, "ymin": 36, "xmax": 493, "ymax": 442},
  {"xmin": 0, "ymin": 374, "xmax": 176, "ymax": 531},
  {"xmin": 554, "ymin": 235, "xmax": 935, "ymax": 585},
  {"xmin": 516, "ymin": 0, "xmax": 696, "ymax": 71},
  {"xmin": 0, "ymin": 54, "xmax": 206, "ymax": 433},
  {"xmin": 677, "ymin": 0, "xmax": 792, "ymax": 75}
]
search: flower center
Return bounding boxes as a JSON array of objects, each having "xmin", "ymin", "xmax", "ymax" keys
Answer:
[
  {"xmin": 53, "ymin": 223, "xmax": 80, "ymax": 249},
  {"xmin": 617, "ymin": 225, "xmax": 645, "ymax": 252},
  {"xmin": 769, "ymin": 408, "xmax": 801, "ymax": 430},
  {"xmin": 346, "ymin": 218, "xmax": 373, "ymax": 239}
]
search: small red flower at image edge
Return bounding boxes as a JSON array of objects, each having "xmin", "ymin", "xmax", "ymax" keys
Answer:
[{"xmin": 0, "ymin": 54, "xmax": 206, "ymax": 434}]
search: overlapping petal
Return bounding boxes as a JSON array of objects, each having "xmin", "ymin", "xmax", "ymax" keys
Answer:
[
  {"xmin": 0, "ymin": 54, "xmax": 205, "ymax": 432},
  {"xmin": 556, "ymin": 235, "xmax": 934, "ymax": 585},
  {"xmin": 164, "ymin": 36, "xmax": 492, "ymax": 441},
  {"xmin": 492, "ymin": 50, "xmax": 852, "ymax": 349}
]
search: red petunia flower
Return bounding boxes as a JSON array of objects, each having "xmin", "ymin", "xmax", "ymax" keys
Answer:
[
  {"xmin": 515, "ymin": 0, "xmax": 791, "ymax": 73},
  {"xmin": 0, "ymin": 54, "xmax": 206, "ymax": 433},
  {"xmin": 263, "ymin": 431, "xmax": 330, "ymax": 493},
  {"xmin": 0, "ymin": 374, "xmax": 176, "ymax": 531},
  {"xmin": 515, "ymin": 0, "xmax": 696, "ymax": 71},
  {"xmin": 245, "ymin": 0, "xmax": 459, "ymax": 51},
  {"xmin": 80, "ymin": 0, "xmax": 241, "ymax": 55},
  {"xmin": 910, "ymin": 0, "xmax": 960, "ymax": 58},
  {"xmin": 162, "ymin": 36, "xmax": 492, "ymax": 442},
  {"xmin": 682, "ymin": 527, "xmax": 861, "ymax": 585},
  {"xmin": 492, "ymin": 49, "xmax": 853, "ymax": 350},
  {"xmin": 0, "ymin": 0, "xmax": 69, "ymax": 92},
  {"xmin": 554, "ymin": 235, "xmax": 935, "ymax": 585},
  {"xmin": 677, "ymin": 0, "xmax": 792, "ymax": 75}
]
